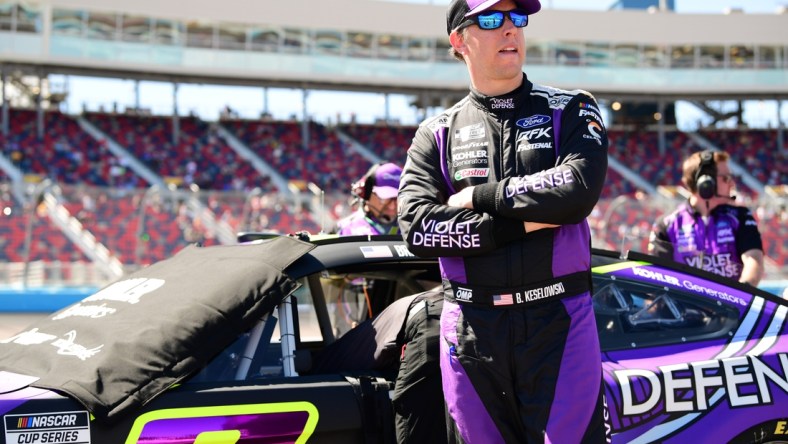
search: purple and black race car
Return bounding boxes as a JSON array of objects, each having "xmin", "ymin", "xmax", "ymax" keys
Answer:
[{"xmin": 0, "ymin": 234, "xmax": 786, "ymax": 443}]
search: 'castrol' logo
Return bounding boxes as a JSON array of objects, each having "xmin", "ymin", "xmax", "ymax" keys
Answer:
[{"xmin": 454, "ymin": 169, "xmax": 489, "ymax": 180}]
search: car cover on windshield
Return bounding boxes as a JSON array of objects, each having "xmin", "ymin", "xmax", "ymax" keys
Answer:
[{"xmin": 0, "ymin": 236, "xmax": 314, "ymax": 422}]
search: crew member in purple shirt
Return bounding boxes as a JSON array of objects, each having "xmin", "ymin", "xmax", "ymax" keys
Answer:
[
  {"xmin": 329, "ymin": 162, "xmax": 403, "ymax": 335},
  {"xmin": 336, "ymin": 162, "xmax": 403, "ymax": 236},
  {"xmin": 649, "ymin": 150, "xmax": 764, "ymax": 286}
]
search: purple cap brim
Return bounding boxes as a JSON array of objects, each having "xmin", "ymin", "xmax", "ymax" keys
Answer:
[
  {"xmin": 447, "ymin": 0, "xmax": 541, "ymax": 35},
  {"xmin": 373, "ymin": 186, "xmax": 399, "ymax": 200},
  {"xmin": 467, "ymin": 0, "xmax": 541, "ymax": 16}
]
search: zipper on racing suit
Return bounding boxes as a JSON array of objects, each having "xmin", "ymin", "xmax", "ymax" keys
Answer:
[{"xmin": 499, "ymin": 114, "xmax": 514, "ymax": 286}]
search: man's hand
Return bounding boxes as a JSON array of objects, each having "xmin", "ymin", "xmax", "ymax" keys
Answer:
[
  {"xmin": 447, "ymin": 186, "xmax": 475, "ymax": 209},
  {"xmin": 447, "ymin": 187, "xmax": 559, "ymax": 233}
]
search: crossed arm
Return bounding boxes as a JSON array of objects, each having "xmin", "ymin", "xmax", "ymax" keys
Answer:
[{"xmin": 446, "ymin": 186, "xmax": 559, "ymax": 233}]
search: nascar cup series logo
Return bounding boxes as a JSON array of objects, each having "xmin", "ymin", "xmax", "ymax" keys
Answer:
[
  {"xmin": 5, "ymin": 411, "xmax": 91, "ymax": 444},
  {"xmin": 579, "ymin": 102, "xmax": 601, "ymax": 114}
]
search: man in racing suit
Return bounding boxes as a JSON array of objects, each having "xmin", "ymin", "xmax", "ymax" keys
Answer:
[
  {"xmin": 648, "ymin": 150, "xmax": 764, "ymax": 286},
  {"xmin": 397, "ymin": 0, "xmax": 610, "ymax": 442}
]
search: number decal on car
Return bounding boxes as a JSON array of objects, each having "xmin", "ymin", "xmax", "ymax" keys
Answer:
[{"xmin": 124, "ymin": 402, "xmax": 318, "ymax": 444}]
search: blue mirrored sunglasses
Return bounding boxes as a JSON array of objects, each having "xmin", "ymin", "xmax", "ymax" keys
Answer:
[{"xmin": 467, "ymin": 9, "xmax": 529, "ymax": 30}]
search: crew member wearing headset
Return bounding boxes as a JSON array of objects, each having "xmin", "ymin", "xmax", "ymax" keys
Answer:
[
  {"xmin": 326, "ymin": 162, "xmax": 403, "ymax": 337},
  {"xmin": 337, "ymin": 162, "xmax": 403, "ymax": 236},
  {"xmin": 649, "ymin": 150, "xmax": 764, "ymax": 286},
  {"xmin": 334, "ymin": 161, "xmax": 446, "ymax": 443}
]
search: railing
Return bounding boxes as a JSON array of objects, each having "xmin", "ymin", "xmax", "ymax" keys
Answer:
[
  {"xmin": 1, "ymin": 182, "xmax": 785, "ymax": 286},
  {"xmin": 0, "ymin": 261, "xmax": 125, "ymax": 288},
  {"xmin": 2, "ymin": 2, "xmax": 787, "ymax": 71}
]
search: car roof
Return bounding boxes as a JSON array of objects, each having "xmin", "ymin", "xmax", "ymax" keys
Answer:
[
  {"xmin": 243, "ymin": 232, "xmax": 782, "ymax": 304},
  {"xmin": 287, "ymin": 234, "xmax": 438, "ymax": 276}
]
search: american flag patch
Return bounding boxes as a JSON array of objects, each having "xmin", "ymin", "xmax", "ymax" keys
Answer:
[
  {"xmin": 359, "ymin": 246, "xmax": 393, "ymax": 258},
  {"xmin": 493, "ymin": 294, "xmax": 513, "ymax": 306}
]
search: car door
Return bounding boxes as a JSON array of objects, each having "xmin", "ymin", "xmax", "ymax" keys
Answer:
[{"xmin": 592, "ymin": 258, "xmax": 788, "ymax": 443}]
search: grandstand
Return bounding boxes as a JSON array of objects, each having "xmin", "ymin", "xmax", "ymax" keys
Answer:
[{"xmin": 0, "ymin": 0, "xmax": 786, "ymax": 288}]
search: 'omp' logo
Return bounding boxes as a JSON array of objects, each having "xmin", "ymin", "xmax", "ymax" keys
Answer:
[{"xmin": 456, "ymin": 287, "xmax": 473, "ymax": 302}]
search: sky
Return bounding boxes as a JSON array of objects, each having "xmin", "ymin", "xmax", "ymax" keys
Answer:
[
  {"xmin": 423, "ymin": 0, "xmax": 786, "ymax": 13},
  {"xmin": 573, "ymin": 0, "xmax": 783, "ymax": 13},
  {"xmin": 50, "ymin": 0, "xmax": 788, "ymax": 130}
]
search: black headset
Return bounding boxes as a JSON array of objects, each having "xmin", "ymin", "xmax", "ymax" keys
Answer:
[
  {"xmin": 695, "ymin": 150, "xmax": 717, "ymax": 200},
  {"xmin": 352, "ymin": 162, "xmax": 384, "ymax": 201}
]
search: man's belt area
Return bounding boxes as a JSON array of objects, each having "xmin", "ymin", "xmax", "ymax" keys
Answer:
[{"xmin": 443, "ymin": 271, "xmax": 590, "ymax": 308}]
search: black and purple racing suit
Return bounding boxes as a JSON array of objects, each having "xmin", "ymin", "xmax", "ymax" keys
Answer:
[{"xmin": 398, "ymin": 75, "xmax": 610, "ymax": 443}]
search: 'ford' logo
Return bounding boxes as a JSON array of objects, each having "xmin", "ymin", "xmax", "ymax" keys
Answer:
[{"xmin": 516, "ymin": 115, "xmax": 551, "ymax": 129}]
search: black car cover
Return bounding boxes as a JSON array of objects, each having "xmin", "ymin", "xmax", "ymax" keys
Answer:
[{"xmin": 0, "ymin": 236, "xmax": 314, "ymax": 422}]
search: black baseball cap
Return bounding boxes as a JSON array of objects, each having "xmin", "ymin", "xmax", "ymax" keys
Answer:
[{"xmin": 447, "ymin": 0, "xmax": 541, "ymax": 35}]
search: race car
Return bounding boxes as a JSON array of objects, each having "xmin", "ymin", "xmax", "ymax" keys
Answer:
[{"xmin": 0, "ymin": 234, "xmax": 786, "ymax": 443}]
